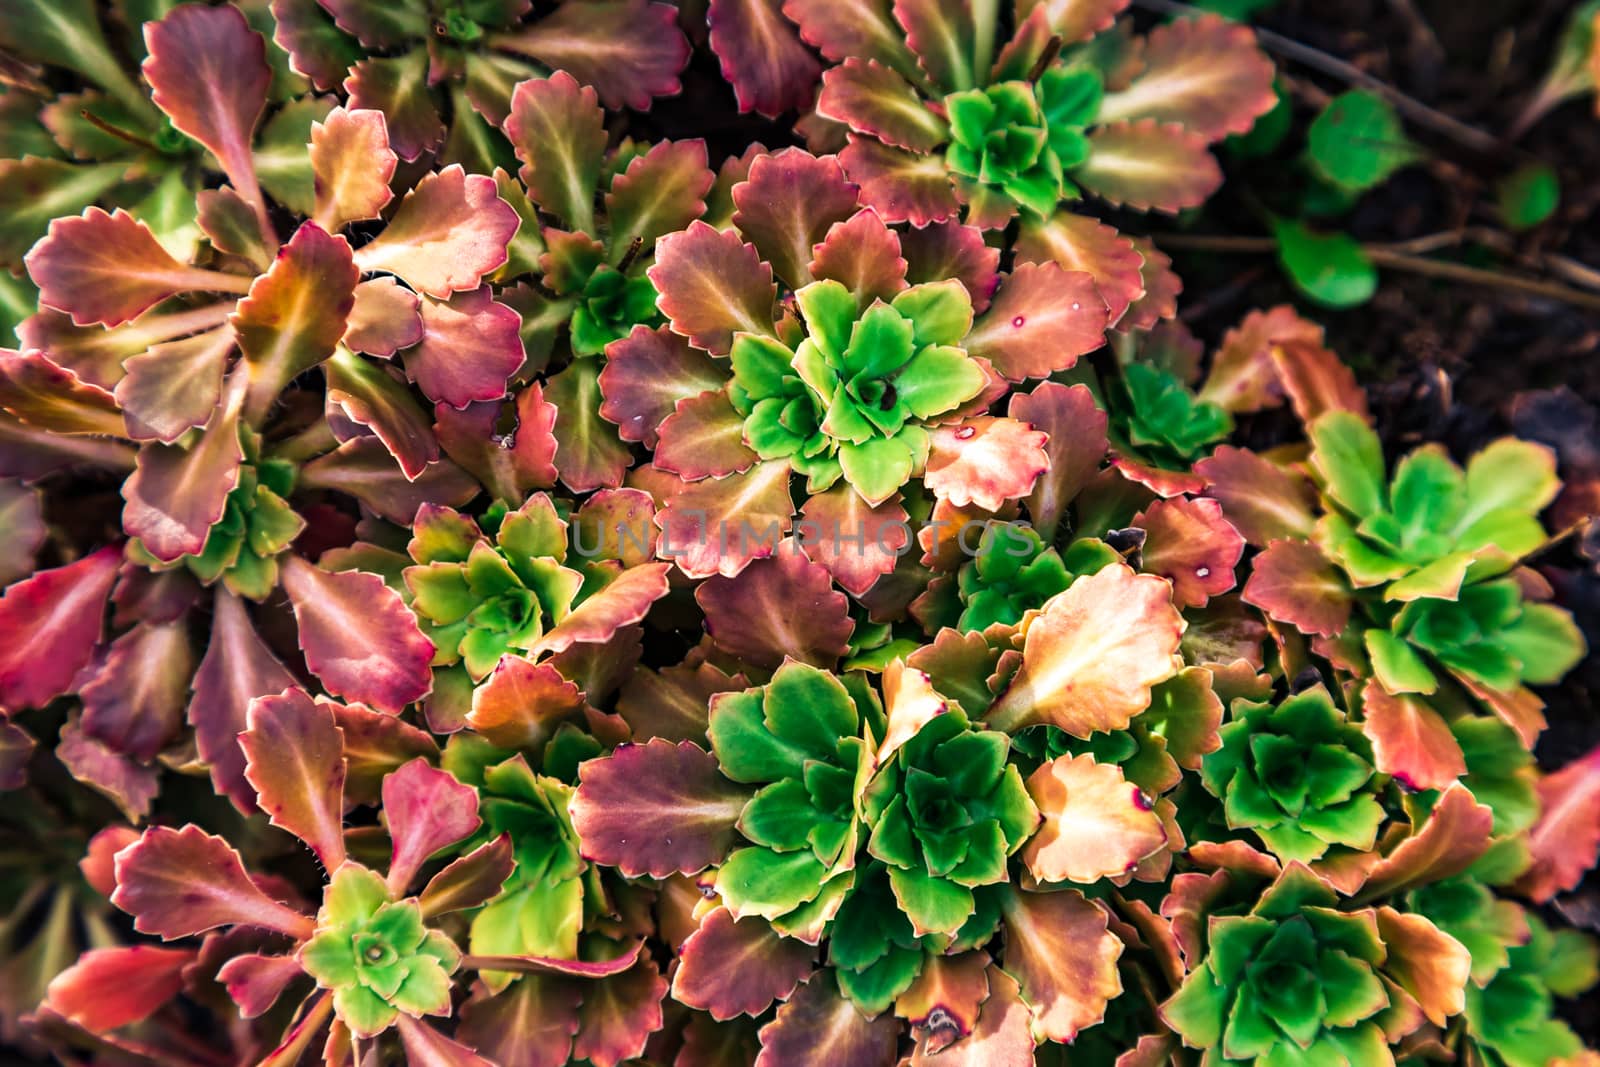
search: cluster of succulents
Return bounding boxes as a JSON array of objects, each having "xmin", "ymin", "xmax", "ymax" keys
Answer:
[{"xmin": 0, "ymin": 2, "xmax": 1595, "ymax": 1066}]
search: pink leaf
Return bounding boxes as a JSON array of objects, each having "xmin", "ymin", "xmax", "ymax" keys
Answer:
[
  {"xmin": 1008, "ymin": 382, "xmax": 1106, "ymax": 541},
  {"xmin": 572, "ymin": 957, "xmax": 668, "ymax": 1067},
  {"xmin": 1195, "ymin": 445, "xmax": 1318, "ymax": 548},
  {"xmin": 1196, "ymin": 305, "xmax": 1324, "ymax": 415},
  {"xmin": 116, "ymin": 327, "xmax": 232, "ymax": 443},
  {"xmin": 396, "ymin": 1015, "xmax": 498, "ymax": 1067},
  {"xmin": 598, "ymin": 325, "xmax": 728, "ymax": 448},
  {"xmin": 143, "ymin": 4, "xmax": 272, "ymax": 222},
  {"xmin": 606, "ymin": 140, "xmax": 716, "ymax": 255},
  {"xmin": 899, "ymin": 219, "xmax": 999, "ymax": 313},
  {"xmin": 650, "ymin": 221, "xmax": 776, "ymax": 355},
  {"xmin": 1097, "ymin": 15, "xmax": 1276, "ymax": 142},
  {"xmin": 420, "ymin": 834, "xmax": 515, "ymax": 918},
  {"xmin": 345, "ymin": 278, "xmax": 424, "ymax": 357},
  {"xmin": 924, "ymin": 417, "xmax": 1049, "ymax": 512},
  {"xmin": 1077, "ymin": 121, "xmax": 1222, "ymax": 213},
  {"xmin": 1014, "ymin": 212, "xmax": 1145, "ymax": 326},
  {"xmin": 656, "ymin": 460, "xmax": 796, "ymax": 578},
  {"xmin": 78, "ymin": 620, "xmax": 192, "ymax": 762},
  {"xmin": 111, "ymin": 824, "xmax": 314, "ymax": 940},
  {"xmin": 345, "ymin": 52, "xmax": 443, "ymax": 161},
  {"xmin": 798, "ymin": 482, "xmax": 909, "ymax": 596},
  {"xmin": 1240, "ymin": 539, "xmax": 1352, "ymax": 638},
  {"xmin": 808, "ymin": 208, "xmax": 909, "ymax": 307},
  {"xmin": 325, "ymin": 350, "xmax": 439, "ymax": 479},
  {"xmin": 190, "ymin": 589, "xmax": 297, "ymax": 812},
  {"xmin": 217, "ymin": 952, "xmax": 304, "ymax": 1018},
  {"xmin": 840, "ymin": 135, "xmax": 960, "ymax": 227},
  {"xmin": 384, "ymin": 758, "xmax": 481, "ymax": 896},
  {"xmin": 817, "ymin": 59, "xmax": 947, "ymax": 152},
  {"xmin": 571, "ymin": 739, "xmax": 753, "ymax": 877},
  {"xmin": 434, "ymin": 383, "xmax": 559, "ymax": 503},
  {"xmin": 0, "ymin": 545, "xmax": 119, "ymax": 709},
  {"xmin": 966, "ymin": 262, "xmax": 1108, "ymax": 381},
  {"xmin": 755, "ymin": 973, "xmax": 900, "ymax": 1067},
  {"xmin": 299, "ymin": 437, "xmax": 480, "ymax": 525},
  {"xmin": 56, "ymin": 721, "xmax": 161, "ymax": 822},
  {"xmin": 122, "ymin": 378, "xmax": 246, "ymax": 562},
  {"xmin": 281, "ymin": 555, "xmax": 434, "ymax": 712},
  {"xmin": 731, "ymin": 148, "xmax": 862, "ymax": 289},
  {"xmin": 492, "ymin": 0, "xmax": 689, "ymax": 111},
  {"xmin": 406, "ymin": 288, "xmax": 524, "ymax": 409},
  {"xmin": 352, "ymin": 166, "xmax": 518, "ymax": 298},
  {"xmin": 708, "ymin": 0, "xmax": 823, "ymax": 117},
  {"xmin": 310, "ymin": 107, "xmax": 396, "ymax": 232},
  {"xmin": 1134, "ymin": 497, "xmax": 1245, "ymax": 609},
  {"xmin": 696, "ymin": 539, "xmax": 854, "ymax": 668},
  {"xmin": 1517, "ymin": 744, "xmax": 1600, "ymax": 903},
  {"xmin": 998, "ymin": 887, "xmax": 1123, "ymax": 1042},
  {"xmin": 673, "ymin": 907, "xmax": 817, "ymax": 1019},
  {"xmin": 531, "ymin": 563, "xmax": 673, "ymax": 657},
  {"xmin": 1014, "ymin": 0, "xmax": 1129, "ymax": 45},
  {"xmin": 44, "ymin": 945, "xmax": 196, "ymax": 1033},
  {"xmin": 782, "ymin": 0, "xmax": 920, "ymax": 74},
  {"xmin": 655, "ymin": 390, "xmax": 759, "ymax": 480},
  {"xmin": 241, "ymin": 688, "xmax": 348, "ymax": 870},
  {"xmin": 0, "ymin": 350, "xmax": 125, "ymax": 437},
  {"xmin": 504, "ymin": 71, "xmax": 608, "ymax": 231}
]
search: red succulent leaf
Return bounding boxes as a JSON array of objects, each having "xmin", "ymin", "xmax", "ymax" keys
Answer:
[
  {"xmin": 81, "ymin": 826, "xmax": 141, "ymax": 899},
  {"xmin": 708, "ymin": 0, "xmax": 823, "ymax": 117},
  {"xmin": 656, "ymin": 460, "xmax": 795, "ymax": 578},
  {"xmin": 457, "ymin": 976, "xmax": 582, "ymax": 1067},
  {"xmin": 1015, "ymin": 0, "xmax": 1130, "ymax": 44},
  {"xmin": 334, "ymin": 700, "xmax": 439, "ymax": 805},
  {"xmin": 571, "ymin": 738, "xmax": 753, "ymax": 877},
  {"xmin": 419, "ymin": 834, "xmax": 516, "ymax": 919},
  {"xmin": 469, "ymin": 940, "xmax": 648, "ymax": 978},
  {"xmin": 1358, "ymin": 784, "xmax": 1494, "ymax": 901},
  {"xmin": 1516, "ymin": 744, "xmax": 1600, "ymax": 903},
  {"xmin": 1375, "ymin": 906, "xmax": 1471, "ymax": 1028},
  {"xmin": 732, "ymin": 148, "xmax": 863, "ymax": 289},
  {"xmin": 326, "ymin": 351, "xmax": 439, "ymax": 480},
  {"xmin": 651, "ymin": 221, "xmax": 777, "ymax": 355},
  {"xmin": 504, "ymin": 71, "xmax": 608, "ymax": 232},
  {"xmin": 1197, "ymin": 306, "xmax": 1324, "ymax": 415},
  {"xmin": 123, "ymin": 378, "xmax": 246, "ymax": 562},
  {"xmin": 809, "ymin": 208, "xmax": 910, "ymax": 307},
  {"xmin": 988, "ymin": 564, "xmax": 1184, "ymax": 736},
  {"xmin": 235, "ymin": 222, "xmax": 360, "ymax": 422},
  {"xmin": 909, "ymin": 964, "xmax": 1032, "ymax": 1066},
  {"xmin": 78, "ymin": 620, "xmax": 192, "ymax": 763},
  {"xmin": 1078, "ymin": 121, "xmax": 1222, "ymax": 213},
  {"xmin": 116, "ymin": 328, "xmax": 232, "ymax": 443},
  {"xmin": 197, "ymin": 187, "xmax": 273, "ymax": 272},
  {"xmin": 1359, "ymin": 682, "xmax": 1465, "ymax": 792},
  {"xmin": 696, "ymin": 540, "xmax": 855, "ymax": 668},
  {"xmin": 673, "ymin": 907, "xmax": 817, "ymax": 1018},
  {"xmin": 143, "ymin": 4, "xmax": 272, "ymax": 228},
  {"xmin": 492, "ymin": 0, "xmax": 689, "ymax": 111},
  {"xmin": 532, "ymin": 564, "xmax": 673, "ymax": 657},
  {"xmin": 240, "ymin": 688, "xmax": 348, "ymax": 871},
  {"xmin": 899, "ymin": 220, "xmax": 1000, "ymax": 313},
  {"xmin": 405, "ymin": 288, "xmax": 524, "ymax": 409},
  {"xmin": 617, "ymin": 659, "xmax": 745, "ymax": 744},
  {"xmin": 1134, "ymin": 497, "xmax": 1244, "ymax": 609},
  {"xmin": 217, "ymin": 951, "xmax": 304, "ymax": 1018},
  {"xmin": 281, "ymin": 555, "xmax": 434, "ymax": 712},
  {"xmin": 352, "ymin": 166, "xmax": 518, "ymax": 298},
  {"xmin": 111, "ymin": 824, "xmax": 314, "ymax": 940},
  {"xmin": 1014, "ymin": 213, "xmax": 1145, "ymax": 326},
  {"xmin": 434, "ymin": 383, "xmax": 558, "ymax": 503},
  {"xmin": 599, "ymin": 326, "xmax": 728, "ymax": 448},
  {"xmin": 999, "ymin": 887, "xmax": 1123, "ymax": 1042},
  {"xmin": 269, "ymin": 0, "xmax": 361, "ymax": 93},
  {"xmin": 191, "ymin": 589, "xmax": 298, "ymax": 812},
  {"xmin": 799, "ymin": 482, "xmax": 910, "ymax": 596},
  {"xmin": 345, "ymin": 53, "xmax": 443, "ymax": 162},
  {"xmin": 384, "ymin": 758, "xmax": 481, "ymax": 896},
  {"xmin": 345, "ymin": 278, "xmax": 424, "ymax": 358},
  {"xmin": 0, "ymin": 349, "xmax": 126, "ymax": 437},
  {"xmin": 467, "ymin": 657, "xmax": 585, "ymax": 749},
  {"xmin": 396, "ymin": 1015, "xmax": 498, "ymax": 1067},
  {"xmin": 1194, "ymin": 445, "xmax": 1318, "ymax": 548},
  {"xmin": 607, "ymin": 139, "xmax": 717, "ymax": 256},
  {"xmin": 1008, "ymin": 382, "xmax": 1105, "ymax": 541},
  {"xmin": 966, "ymin": 262, "xmax": 1108, "ymax": 382},
  {"xmin": 924, "ymin": 417, "xmax": 1050, "ymax": 512},
  {"xmin": 0, "ymin": 544, "xmax": 119, "ymax": 709},
  {"xmin": 56, "ymin": 721, "xmax": 161, "ymax": 822},
  {"xmin": 894, "ymin": 950, "xmax": 989, "ymax": 1053},
  {"xmin": 26, "ymin": 208, "xmax": 250, "ymax": 327},
  {"xmin": 1097, "ymin": 15, "xmax": 1276, "ymax": 142},
  {"xmin": 1269, "ymin": 340, "xmax": 1370, "ymax": 424},
  {"xmin": 1023, "ymin": 754, "xmax": 1165, "ymax": 883},
  {"xmin": 782, "ymin": 0, "xmax": 921, "ymax": 77},
  {"xmin": 654, "ymin": 390, "xmax": 756, "ymax": 480},
  {"xmin": 546, "ymin": 358, "xmax": 635, "ymax": 493},
  {"xmin": 817, "ymin": 59, "xmax": 948, "ymax": 152},
  {"xmin": 1119, "ymin": 239, "xmax": 1182, "ymax": 332},
  {"xmin": 573, "ymin": 956, "xmax": 668, "ymax": 1067},
  {"xmin": 893, "ymin": 0, "xmax": 981, "ymax": 96},
  {"xmin": 1240, "ymin": 539, "xmax": 1352, "ymax": 638},
  {"xmin": 309, "ymin": 107, "xmax": 396, "ymax": 232},
  {"xmin": 755, "ymin": 973, "xmax": 900, "ymax": 1067},
  {"xmin": 299, "ymin": 437, "xmax": 481, "ymax": 524},
  {"xmin": 840, "ymin": 135, "xmax": 959, "ymax": 227},
  {"xmin": 43, "ymin": 945, "xmax": 196, "ymax": 1034}
]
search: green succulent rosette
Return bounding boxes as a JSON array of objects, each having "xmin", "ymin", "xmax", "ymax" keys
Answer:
[
  {"xmin": 943, "ymin": 68, "xmax": 1102, "ymax": 221},
  {"xmin": 127, "ymin": 426, "xmax": 303, "ymax": 600},
  {"xmin": 709, "ymin": 662, "xmax": 878, "ymax": 932},
  {"xmin": 1163, "ymin": 869, "xmax": 1395, "ymax": 1065},
  {"xmin": 442, "ymin": 736, "xmax": 587, "ymax": 992},
  {"xmin": 1309, "ymin": 411, "xmax": 1560, "ymax": 596},
  {"xmin": 954, "ymin": 523, "xmax": 1074, "ymax": 631},
  {"xmin": 861, "ymin": 706, "xmax": 1038, "ymax": 937},
  {"xmin": 403, "ymin": 495, "xmax": 585, "ymax": 683},
  {"xmin": 298, "ymin": 864, "xmax": 461, "ymax": 1038},
  {"xmin": 1113, "ymin": 361, "xmax": 1234, "ymax": 470},
  {"xmin": 1462, "ymin": 914, "xmax": 1598, "ymax": 1067},
  {"xmin": 1199, "ymin": 687, "xmax": 1385, "ymax": 864},
  {"xmin": 1408, "ymin": 877, "xmax": 1529, "ymax": 986},
  {"xmin": 1365, "ymin": 578, "xmax": 1585, "ymax": 699},
  {"xmin": 731, "ymin": 278, "xmax": 987, "ymax": 505},
  {"xmin": 569, "ymin": 264, "xmax": 664, "ymax": 357}
]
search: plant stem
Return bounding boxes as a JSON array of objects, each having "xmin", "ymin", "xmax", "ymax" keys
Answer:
[{"xmin": 1152, "ymin": 233, "xmax": 1600, "ymax": 313}]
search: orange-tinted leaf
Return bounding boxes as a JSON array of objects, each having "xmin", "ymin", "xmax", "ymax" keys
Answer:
[
  {"xmin": 1077, "ymin": 121, "xmax": 1221, "ymax": 213},
  {"xmin": 352, "ymin": 166, "xmax": 518, "ymax": 298},
  {"xmin": 310, "ymin": 107, "xmax": 396, "ymax": 231},
  {"xmin": 696, "ymin": 539, "xmax": 854, "ymax": 669},
  {"xmin": 1516, "ymin": 743, "xmax": 1600, "ymax": 903},
  {"xmin": 673, "ymin": 906, "xmax": 817, "ymax": 1019},
  {"xmin": 1240, "ymin": 539, "xmax": 1352, "ymax": 638},
  {"xmin": 924, "ymin": 417, "xmax": 1049, "ymax": 512},
  {"xmin": 755, "ymin": 972, "xmax": 899, "ymax": 1067},
  {"xmin": 1135, "ymin": 496, "xmax": 1244, "ymax": 609},
  {"xmin": 999, "ymin": 887, "xmax": 1123, "ymax": 1042},
  {"xmin": 241, "ymin": 688, "xmax": 347, "ymax": 870},
  {"xmin": 1023, "ymin": 754, "xmax": 1165, "ymax": 883},
  {"xmin": 966, "ymin": 262, "xmax": 1108, "ymax": 382},
  {"xmin": 1375, "ymin": 907, "xmax": 1470, "ymax": 1027},
  {"xmin": 731, "ymin": 148, "xmax": 860, "ymax": 290},
  {"xmin": 44, "ymin": 946, "xmax": 196, "ymax": 1034},
  {"xmin": 1360, "ymin": 682, "xmax": 1465, "ymax": 792},
  {"xmin": 650, "ymin": 221, "xmax": 777, "ymax": 355}
]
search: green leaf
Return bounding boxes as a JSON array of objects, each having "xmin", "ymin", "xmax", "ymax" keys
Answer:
[
  {"xmin": 1274, "ymin": 219, "xmax": 1377, "ymax": 308},
  {"xmin": 1306, "ymin": 90, "xmax": 1421, "ymax": 192},
  {"xmin": 886, "ymin": 864, "xmax": 974, "ymax": 936},
  {"xmin": 1496, "ymin": 163, "xmax": 1560, "ymax": 230},
  {"xmin": 1365, "ymin": 629, "xmax": 1439, "ymax": 695},
  {"xmin": 1310, "ymin": 411, "xmax": 1387, "ymax": 518},
  {"xmin": 715, "ymin": 846, "xmax": 829, "ymax": 920}
]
